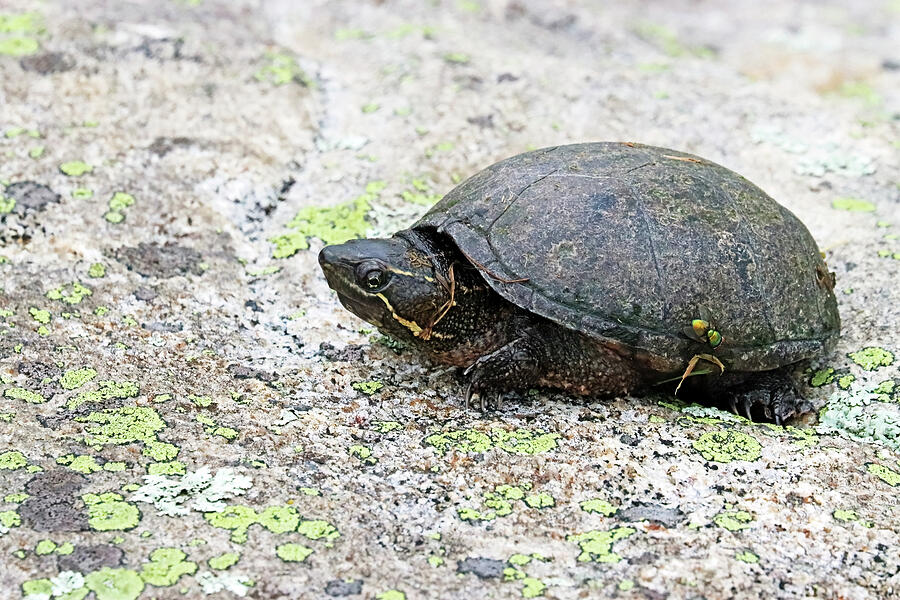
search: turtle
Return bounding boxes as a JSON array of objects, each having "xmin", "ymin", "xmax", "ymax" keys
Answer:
[{"xmin": 318, "ymin": 142, "xmax": 840, "ymax": 423}]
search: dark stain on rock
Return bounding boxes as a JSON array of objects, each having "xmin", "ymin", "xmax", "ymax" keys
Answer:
[
  {"xmin": 18, "ymin": 360, "xmax": 61, "ymax": 382},
  {"xmin": 616, "ymin": 503, "xmax": 685, "ymax": 528},
  {"xmin": 134, "ymin": 286, "xmax": 159, "ymax": 301},
  {"xmin": 147, "ymin": 136, "xmax": 194, "ymax": 156},
  {"xmin": 456, "ymin": 556, "xmax": 506, "ymax": 579},
  {"xmin": 20, "ymin": 52, "xmax": 76, "ymax": 74},
  {"xmin": 17, "ymin": 360, "xmax": 63, "ymax": 398},
  {"xmin": 57, "ymin": 544, "xmax": 125, "ymax": 573},
  {"xmin": 110, "ymin": 242, "xmax": 204, "ymax": 278},
  {"xmin": 317, "ymin": 342, "xmax": 366, "ymax": 363},
  {"xmin": 324, "ymin": 579, "xmax": 363, "ymax": 597},
  {"xmin": 4, "ymin": 182, "xmax": 61, "ymax": 218},
  {"xmin": 19, "ymin": 470, "xmax": 89, "ymax": 532},
  {"xmin": 142, "ymin": 320, "xmax": 183, "ymax": 333},
  {"xmin": 467, "ymin": 114, "xmax": 494, "ymax": 129},
  {"xmin": 227, "ymin": 363, "xmax": 275, "ymax": 383}
]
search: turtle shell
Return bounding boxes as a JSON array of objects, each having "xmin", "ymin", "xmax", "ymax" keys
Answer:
[{"xmin": 413, "ymin": 142, "xmax": 840, "ymax": 373}]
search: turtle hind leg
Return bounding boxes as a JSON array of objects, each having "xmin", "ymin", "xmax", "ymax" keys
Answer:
[{"xmin": 715, "ymin": 367, "xmax": 812, "ymax": 425}]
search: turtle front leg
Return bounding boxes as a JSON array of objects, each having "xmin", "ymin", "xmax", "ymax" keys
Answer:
[
  {"xmin": 463, "ymin": 336, "xmax": 542, "ymax": 411},
  {"xmin": 719, "ymin": 367, "xmax": 813, "ymax": 425}
]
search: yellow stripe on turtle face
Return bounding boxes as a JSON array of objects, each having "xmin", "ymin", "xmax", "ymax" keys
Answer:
[
  {"xmin": 376, "ymin": 293, "xmax": 424, "ymax": 335},
  {"xmin": 384, "ymin": 266, "xmax": 434, "ymax": 282}
]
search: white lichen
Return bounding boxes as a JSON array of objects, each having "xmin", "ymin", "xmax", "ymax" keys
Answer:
[
  {"xmin": 130, "ymin": 467, "xmax": 252, "ymax": 516},
  {"xmin": 195, "ymin": 571, "xmax": 252, "ymax": 596},
  {"xmin": 817, "ymin": 384, "xmax": 900, "ymax": 452}
]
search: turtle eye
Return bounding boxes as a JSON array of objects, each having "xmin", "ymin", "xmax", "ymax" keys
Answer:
[{"xmin": 356, "ymin": 263, "xmax": 390, "ymax": 291}]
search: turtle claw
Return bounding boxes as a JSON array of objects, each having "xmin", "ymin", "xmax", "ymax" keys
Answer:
[
  {"xmin": 741, "ymin": 400, "xmax": 753, "ymax": 421},
  {"xmin": 724, "ymin": 370, "xmax": 809, "ymax": 424}
]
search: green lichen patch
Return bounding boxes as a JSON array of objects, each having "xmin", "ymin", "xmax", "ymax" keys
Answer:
[
  {"xmin": 524, "ymin": 492, "xmax": 555, "ymax": 509},
  {"xmin": 0, "ymin": 36, "xmax": 39, "ymax": 56},
  {"xmin": 458, "ymin": 484, "xmax": 535, "ymax": 521},
  {"xmin": 258, "ymin": 505, "xmax": 301, "ymax": 534},
  {"xmin": 4, "ymin": 387, "xmax": 46, "ymax": 403},
  {"xmin": 202, "ymin": 506, "xmax": 254, "ymax": 543},
  {"xmin": 833, "ymin": 509, "xmax": 873, "ymax": 527},
  {"xmin": 47, "ymin": 282, "xmax": 93, "ymax": 305},
  {"xmin": 104, "ymin": 192, "xmax": 135, "ymax": 224},
  {"xmin": 810, "ymin": 367, "xmax": 835, "ymax": 387},
  {"xmin": 867, "ymin": 463, "xmax": 900, "ymax": 486},
  {"xmin": 0, "ymin": 196, "xmax": 14, "ymax": 213},
  {"xmin": 399, "ymin": 177, "xmax": 442, "ymax": 206},
  {"xmin": 0, "ymin": 13, "xmax": 42, "ymax": 33},
  {"xmin": 190, "ymin": 394, "xmax": 213, "ymax": 407},
  {"xmin": 29, "ymin": 307, "xmax": 51, "ymax": 324},
  {"xmin": 84, "ymin": 567, "xmax": 144, "ymax": 600},
  {"xmin": 0, "ymin": 450, "xmax": 27, "ymax": 470},
  {"xmin": 376, "ymin": 591, "xmax": 406, "ymax": 600},
  {"xmin": 443, "ymin": 52, "xmax": 470, "ymax": 64},
  {"xmin": 349, "ymin": 444, "xmax": 377, "ymax": 465},
  {"xmin": 34, "ymin": 539, "xmax": 56, "ymax": 555},
  {"xmin": 204, "ymin": 502, "xmax": 339, "ymax": 545},
  {"xmin": 88, "ymin": 263, "xmax": 106, "ymax": 278},
  {"xmin": 874, "ymin": 380, "xmax": 898, "ymax": 403},
  {"xmin": 270, "ymin": 182, "xmax": 384, "ymax": 258},
  {"xmin": 69, "ymin": 380, "xmax": 140, "ymax": 409},
  {"xmin": 147, "ymin": 461, "xmax": 185, "ymax": 476},
  {"xmin": 59, "ymin": 161, "xmax": 93, "ymax": 177},
  {"xmin": 784, "ymin": 426, "xmax": 818, "ymax": 448},
  {"xmin": 567, "ymin": 527, "xmax": 635, "ymax": 563},
  {"xmin": 140, "ymin": 547, "xmax": 197, "ymax": 586},
  {"xmin": 352, "ymin": 380, "xmax": 383, "ymax": 395},
  {"xmin": 714, "ymin": 509, "xmax": 754, "ymax": 531},
  {"xmin": 275, "ymin": 542, "xmax": 313, "ymax": 562},
  {"xmin": 297, "ymin": 519, "xmax": 340, "ymax": 541},
  {"xmin": 255, "ymin": 51, "xmax": 313, "ymax": 87},
  {"xmin": 838, "ymin": 374, "xmax": 856, "ymax": 390},
  {"xmin": 735, "ymin": 550, "xmax": 759, "ymax": 564},
  {"xmin": 76, "ymin": 407, "xmax": 177, "ymax": 465},
  {"xmin": 425, "ymin": 428, "xmax": 560, "ymax": 456},
  {"xmin": 83, "ymin": 493, "xmax": 141, "ymax": 531},
  {"xmin": 208, "ymin": 552, "xmax": 240, "ymax": 570},
  {"xmin": 60, "ymin": 367, "xmax": 97, "ymax": 390},
  {"xmin": 692, "ymin": 430, "xmax": 762, "ymax": 463},
  {"xmin": 580, "ymin": 498, "xmax": 617, "ymax": 516},
  {"xmin": 848, "ymin": 347, "xmax": 894, "ymax": 371},
  {"xmin": 1, "ymin": 508, "xmax": 21, "ymax": 530},
  {"xmin": 372, "ymin": 421, "xmax": 403, "ymax": 433},
  {"xmin": 4, "ymin": 492, "xmax": 29, "ymax": 502},
  {"xmin": 57, "ymin": 454, "xmax": 105, "ymax": 474},
  {"xmin": 520, "ymin": 577, "xmax": 546, "ymax": 598},
  {"xmin": 831, "ymin": 197, "xmax": 876, "ymax": 212},
  {"xmin": 72, "ymin": 188, "xmax": 94, "ymax": 200}
]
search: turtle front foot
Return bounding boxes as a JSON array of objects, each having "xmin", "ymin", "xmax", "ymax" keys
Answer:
[
  {"xmin": 462, "ymin": 337, "xmax": 540, "ymax": 412},
  {"xmin": 724, "ymin": 369, "xmax": 812, "ymax": 425}
]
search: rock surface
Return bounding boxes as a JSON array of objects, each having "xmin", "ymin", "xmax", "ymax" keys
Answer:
[{"xmin": 1, "ymin": 1, "xmax": 898, "ymax": 599}]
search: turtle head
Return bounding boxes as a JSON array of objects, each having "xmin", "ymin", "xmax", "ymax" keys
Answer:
[{"xmin": 318, "ymin": 231, "xmax": 452, "ymax": 342}]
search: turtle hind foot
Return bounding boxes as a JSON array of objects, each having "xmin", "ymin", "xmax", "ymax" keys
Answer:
[{"xmin": 723, "ymin": 369, "xmax": 812, "ymax": 425}]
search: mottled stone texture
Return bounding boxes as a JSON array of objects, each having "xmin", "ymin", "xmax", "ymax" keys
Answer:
[{"xmin": 0, "ymin": 1, "xmax": 898, "ymax": 599}]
